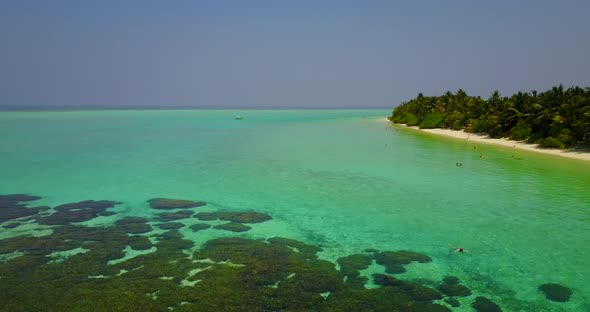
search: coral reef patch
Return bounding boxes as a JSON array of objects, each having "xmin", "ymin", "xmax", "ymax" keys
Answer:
[
  {"xmin": 471, "ymin": 296, "xmax": 502, "ymax": 312},
  {"xmin": 442, "ymin": 276, "xmax": 460, "ymax": 285},
  {"xmin": 156, "ymin": 210, "xmax": 193, "ymax": 221},
  {"xmin": 115, "ymin": 217, "xmax": 152, "ymax": 234},
  {"xmin": 213, "ymin": 222, "xmax": 251, "ymax": 232},
  {"xmin": 158, "ymin": 222, "xmax": 185, "ymax": 230},
  {"xmin": 0, "ymin": 194, "xmax": 42, "ymax": 203},
  {"xmin": 194, "ymin": 211, "xmax": 272, "ymax": 223},
  {"xmin": 337, "ymin": 254, "xmax": 373, "ymax": 277},
  {"xmin": 444, "ymin": 297, "xmax": 460, "ymax": 307},
  {"xmin": 128, "ymin": 236, "xmax": 153, "ymax": 250},
  {"xmin": 374, "ymin": 250, "xmax": 432, "ymax": 274},
  {"xmin": 148, "ymin": 198, "xmax": 206, "ymax": 210},
  {"xmin": 39, "ymin": 200, "xmax": 119, "ymax": 225},
  {"xmin": 438, "ymin": 283, "xmax": 471, "ymax": 297},
  {"xmin": 0, "ymin": 194, "xmax": 46, "ymax": 223},
  {"xmin": 538, "ymin": 283, "xmax": 573, "ymax": 302},
  {"xmin": 0, "ymin": 200, "xmax": 450, "ymax": 311},
  {"xmin": 189, "ymin": 223, "xmax": 211, "ymax": 232}
]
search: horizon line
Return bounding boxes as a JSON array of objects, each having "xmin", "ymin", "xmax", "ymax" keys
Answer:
[{"xmin": 0, "ymin": 105, "xmax": 393, "ymax": 112}]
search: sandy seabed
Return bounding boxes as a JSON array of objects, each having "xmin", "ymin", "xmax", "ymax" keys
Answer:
[{"xmin": 386, "ymin": 119, "xmax": 590, "ymax": 162}]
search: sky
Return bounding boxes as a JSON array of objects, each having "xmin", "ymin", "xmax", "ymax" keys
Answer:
[{"xmin": 1, "ymin": 0, "xmax": 590, "ymax": 109}]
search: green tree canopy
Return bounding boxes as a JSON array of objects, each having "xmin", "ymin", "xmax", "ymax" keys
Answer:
[{"xmin": 390, "ymin": 85, "xmax": 590, "ymax": 148}]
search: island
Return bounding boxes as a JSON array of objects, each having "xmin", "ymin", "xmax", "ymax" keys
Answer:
[{"xmin": 388, "ymin": 85, "xmax": 590, "ymax": 159}]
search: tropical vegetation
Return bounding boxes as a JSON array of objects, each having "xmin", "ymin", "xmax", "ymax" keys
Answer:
[{"xmin": 389, "ymin": 85, "xmax": 590, "ymax": 148}]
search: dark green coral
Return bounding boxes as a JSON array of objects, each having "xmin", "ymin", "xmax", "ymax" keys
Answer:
[
  {"xmin": 375, "ymin": 250, "xmax": 432, "ymax": 274},
  {"xmin": 538, "ymin": 283, "xmax": 573, "ymax": 302},
  {"xmin": 0, "ymin": 200, "xmax": 451, "ymax": 312}
]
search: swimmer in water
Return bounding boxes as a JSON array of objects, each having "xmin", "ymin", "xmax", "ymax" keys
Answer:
[{"xmin": 449, "ymin": 244, "xmax": 469, "ymax": 253}]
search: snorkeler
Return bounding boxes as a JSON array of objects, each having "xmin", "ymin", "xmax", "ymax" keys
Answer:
[{"xmin": 449, "ymin": 244, "xmax": 469, "ymax": 253}]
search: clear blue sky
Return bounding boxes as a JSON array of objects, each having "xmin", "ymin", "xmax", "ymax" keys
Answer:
[{"xmin": 1, "ymin": 0, "xmax": 589, "ymax": 108}]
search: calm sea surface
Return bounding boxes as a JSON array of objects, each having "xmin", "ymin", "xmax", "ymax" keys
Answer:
[{"xmin": 1, "ymin": 109, "xmax": 589, "ymax": 311}]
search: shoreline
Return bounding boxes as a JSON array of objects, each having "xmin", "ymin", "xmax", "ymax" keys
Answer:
[{"xmin": 384, "ymin": 118, "xmax": 590, "ymax": 162}]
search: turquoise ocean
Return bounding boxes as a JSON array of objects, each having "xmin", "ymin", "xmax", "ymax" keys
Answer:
[{"xmin": 1, "ymin": 109, "xmax": 589, "ymax": 311}]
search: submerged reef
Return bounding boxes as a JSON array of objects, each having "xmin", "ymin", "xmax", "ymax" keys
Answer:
[
  {"xmin": 39, "ymin": 200, "xmax": 119, "ymax": 225},
  {"xmin": 1, "ymin": 194, "xmax": 508, "ymax": 311},
  {"xmin": 438, "ymin": 283, "xmax": 471, "ymax": 297},
  {"xmin": 444, "ymin": 298, "xmax": 460, "ymax": 307},
  {"xmin": 337, "ymin": 253, "xmax": 373, "ymax": 278},
  {"xmin": 337, "ymin": 253, "xmax": 373, "ymax": 270},
  {"xmin": 156, "ymin": 210, "xmax": 194, "ymax": 221},
  {"xmin": 128, "ymin": 235, "xmax": 153, "ymax": 250},
  {"xmin": 442, "ymin": 276, "xmax": 460, "ymax": 285},
  {"xmin": 471, "ymin": 296, "xmax": 502, "ymax": 312},
  {"xmin": 372, "ymin": 273, "xmax": 442, "ymax": 302},
  {"xmin": 194, "ymin": 211, "xmax": 272, "ymax": 223},
  {"xmin": 0, "ymin": 198, "xmax": 449, "ymax": 311},
  {"xmin": 148, "ymin": 198, "xmax": 206, "ymax": 210},
  {"xmin": 438, "ymin": 275, "xmax": 471, "ymax": 297},
  {"xmin": 213, "ymin": 222, "xmax": 251, "ymax": 232},
  {"xmin": 0, "ymin": 194, "xmax": 42, "ymax": 203},
  {"xmin": 115, "ymin": 217, "xmax": 153, "ymax": 234},
  {"xmin": 189, "ymin": 223, "xmax": 211, "ymax": 232},
  {"xmin": 0, "ymin": 194, "xmax": 47, "ymax": 223},
  {"xmin": 267, "ymin": 237, "xmax": 322, "ymax": 259},
  {"xmin": 375, "ymin": 250, "xmax": 432, "ymax": 274},
  {"xmin": 538, "ymin": 283, "xmax": 573, "ymax": 302},
  {"xmin": 158, "ymin": 222, "xmax": 185, "ymax": 230},
  {"xmin": 196, "ymin": 211, "xmax": 273, "ymax": 233}
]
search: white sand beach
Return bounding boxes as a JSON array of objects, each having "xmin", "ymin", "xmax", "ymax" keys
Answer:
[{"xmin": 385, "ymin": 119, "xmax": 590, "ymax": 161}]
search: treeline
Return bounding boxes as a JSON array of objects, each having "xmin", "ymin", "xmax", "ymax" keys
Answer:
[{"xmin": 389, "ymin": 85, "xmax": 590, "ymax": 148}]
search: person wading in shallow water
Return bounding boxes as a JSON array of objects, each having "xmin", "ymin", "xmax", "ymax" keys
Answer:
[{"xmin": 449, "ymin": 244, "xmax": 469, "ymax": 253}]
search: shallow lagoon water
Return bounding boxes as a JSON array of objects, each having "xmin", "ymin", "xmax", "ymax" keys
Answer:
[{"xmin": 1, "ymin": 109, "xmax": 589, "ymax": 311}]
